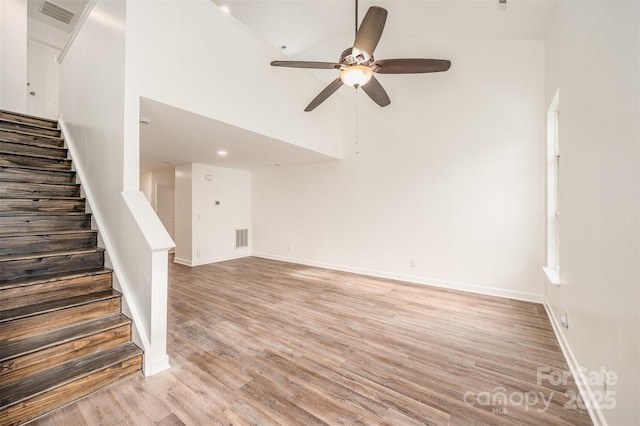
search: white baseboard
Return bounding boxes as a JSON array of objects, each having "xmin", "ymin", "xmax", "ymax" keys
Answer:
[
  {"xmin": 174, "ymin": 253, "xmax": 251, "ymax": 267},
  {"xmin": 253, "ymin": 252, "xmax": 543, "ymax": 303},
  {"xmin": 173, "ymin": 257, "xmax": 193, "ymax": 266},
  {"xmin": 543, "ymin": 297, "xmax": 607, "ymax": 426},
  {"xmin": 144, "ymin": 354, "xmax": 171, "ymax": 377}
]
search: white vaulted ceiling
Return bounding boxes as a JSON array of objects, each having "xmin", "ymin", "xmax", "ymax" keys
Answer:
[
  {"xmin": 28, "ymin": 0, "xmax": 557, "ymax": 172},
  {"xmin": 138, "ymin": 1, "xmax": 556, "ymax": 172},
  {"xmin": 212, "ymin": 0, "xmax": 557, "ymax": 57}
]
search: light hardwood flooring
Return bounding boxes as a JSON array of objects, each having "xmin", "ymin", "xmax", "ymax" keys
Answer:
[{"xmin": 33, "ymin": 256, "xmax": 592, "ymax": 425}]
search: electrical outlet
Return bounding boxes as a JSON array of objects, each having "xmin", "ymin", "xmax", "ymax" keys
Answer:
[
  {"xmin": 410, "ymin": 260, "xmax": 415, "ymax": 268},
  {"xmin": 286, "ymin": 245, "xmax": 290, "ymax": 252},
  {"xmin": 560, "ymin": 311, "xmax": 569, "ymax": 329},
  {"xmin": 196, "ymin": 249, "xmax": 201, "ymax": 258}
]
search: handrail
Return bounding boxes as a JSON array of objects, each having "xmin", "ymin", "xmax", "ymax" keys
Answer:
[{"xmin": 57, "ymin": 0, "xmax": 97, "ymax": 64}]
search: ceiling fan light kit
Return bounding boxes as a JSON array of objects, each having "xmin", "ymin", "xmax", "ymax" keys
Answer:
[
  {"xmin": 340, "ymin": 65, "xmax": 373, "ymax": 88},
  {"xmin": 270, "ymin": 3, "xmax": 451, "ymax": 111}
]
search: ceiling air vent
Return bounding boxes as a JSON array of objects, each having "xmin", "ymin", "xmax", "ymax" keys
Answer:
[{"xmin": 39, "ymin": 1, "xmax": 75, "ymax": 25}]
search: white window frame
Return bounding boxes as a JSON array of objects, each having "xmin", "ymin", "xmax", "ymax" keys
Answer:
[{"xmin": 544, "ymin": 90, "xmax": 561, "ymax": 285}]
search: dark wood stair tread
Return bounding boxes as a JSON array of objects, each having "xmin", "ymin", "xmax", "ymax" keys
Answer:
[
  {"xmin": 0, "ymin": 129, "xmax": 63, "ymax": 146},
  {"xmin": 0, "ymin": 289, "xmax": 120, "ymax": 322},
  {"xmin": 0, "ymin": 150, "xmax": 70, "ymax": 162},
  {"xmin": 0, "ymin": 211, "xmax": 89, "ymax": 217},
  {"xmin": 0, "ymin": 152, "xmax": 72, "ymax": 171},
  {"xmin": 0, "ymin": 267, "xmax": 108, "ymax": 291},
  {"xmin": 0, "ymin": 229, "xmax": 96, "ymax": 239},
  {"xmin": 0, "ymin": 342, "xmax": 142, "ymax": 409},
  {"xmin": 0, "ymin": 196, "xmax": 85, "ymax": 205},
  {"xmin": 0, "ymin": 110, "xmax": 58, "ymax": 128},
  {"xmin": 0, "ymin": 181, "xmax": 80, "ymax": 191},
  {"xmin": 0, "ymin": 247, "xmax": 104, "ymax": 263},
  {"xmin": 1, "ymin": 314, "xmax": 131, "ymax": 363},
  {"xmin": 0, "ymin": 118, "xmax": 61, "ymax": 136},
  {"xmin": 0, "ymin": 164, "xmax": 74, "ymax": 174},
  {"xmin": 0, "ymin": 138, "xmax": 65, "ymax": 151},
  {"xmin": 0, "ymin": 212, "xmax": 92, "ymax": 236}
]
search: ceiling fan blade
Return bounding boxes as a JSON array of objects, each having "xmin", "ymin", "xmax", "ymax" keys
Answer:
[
  {"xmin": 361, "ymin": 76, "xmax": 390, "ymax": 107},
  {"xmin": 353, "ymin": 6, "xmax": 387, "ymax": 57},
  {"xmin": 271, "ymin": 61, "xmax": 342, "ymax": 70},
  {"xmin": 373, "ymin": 58, "xmax": 451, "ymax": 74},
  {"xmin": 305, "ymin": 78, "xmax": 344, "ymax": 112}
]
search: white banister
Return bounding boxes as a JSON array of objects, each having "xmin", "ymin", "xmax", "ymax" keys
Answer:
[{"xmin": 60, "ymin": 118, "xmax": 174, "ymax": 376}]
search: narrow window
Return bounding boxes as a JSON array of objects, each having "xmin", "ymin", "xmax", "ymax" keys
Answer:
[{"xmin": 544, "ymin": 90, "xmax": 560, "ymax": 284}]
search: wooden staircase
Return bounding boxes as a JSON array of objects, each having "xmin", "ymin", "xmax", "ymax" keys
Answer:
[{"xmin": 0, "ymin": 110, "xmax": 143, "ymax": 425}]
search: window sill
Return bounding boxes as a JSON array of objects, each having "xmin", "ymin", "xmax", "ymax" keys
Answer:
[{"xmin": 543, "ymin": 267, "xmax": 561, "ymax": 286}]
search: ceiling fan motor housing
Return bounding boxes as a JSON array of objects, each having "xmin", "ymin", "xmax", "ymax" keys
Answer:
[{"xmin": 340, "ymin": 48, "xmax": 374, "ymax": 67}]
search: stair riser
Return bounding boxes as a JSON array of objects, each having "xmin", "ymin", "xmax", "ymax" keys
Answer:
[
  {"xmin": 0, "ymin": 354, "xmax": 141, "ymax": 426},
  {"xmin": 0, "ymin": 121, "xmax": 61, "ymax": 138},
  {"xmin": 0, "ymin": 130, "xmax": 63, "ymax": 148},
  {"xmin": 0, "ymin": 141, "xmax": 67, "ymax": 159},
  {"xmin": 0, "ymin": 231, "xmax": 96, "ymax": 257},
  {"xmin": 0, "ymin": 214, "xmax": 91, "ymax": 235},
  {"xmin": 0, "ymin": 198, "xmax": 86, "ymax": 213},
  {"xmin": 0, "ymin": 270, "xmax": 110, "ymax": 311},
  {"xmin": 0, "ymin": 324, "xmax": 132, "ymax": 387},
  {"xmin": 0, "ymin": 297, "xmax": 121, "ymax": 341},
  {"xmin": 1, "ymin": 181, "xmax": 80, "ymax": 198},
  {"xmin": 0, "ymin": 166, "xmax": 75, "ymax": 184},
  {"xmin": 0, "ymin": 111, "xmax": 58, "ymax": 129},
  {"xmin": 0, "ymin": 251, "xmax": 104, "ymax": 282},
  {"xmin": 0, "ymin": 153, "xmax": 71, "ymax": 170}
]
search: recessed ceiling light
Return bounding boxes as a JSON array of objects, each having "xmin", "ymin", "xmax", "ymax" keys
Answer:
[
  {"xmin": 220, "ymin": 5, "xmax": 230, "ymax": 14},
  {"xmin": 217, "ymin": 150, "xmax": 228, "ymax": 156}
]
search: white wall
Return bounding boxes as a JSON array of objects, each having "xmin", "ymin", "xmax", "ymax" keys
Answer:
[
  {"xmin": 140, "ymin": 169, "xmax": 174, "ymax": 208},
  {"xmin": 122, "ymin": 0, "xmax": 346, "ymax": 194},
  {"xmin": 59, "ymin": 0, "xmax": 173, "ymax": 376},
  {"xmin": 545, "ymin": 2, "xmax": 640, "ymax": 425},
  {"xmin": 175, "ymin": 163, "xmax": 251, "ymax": 266},
  {"xmin": 174, "ymin": 164, "xmax": 193, "ymax": 263},
  {"xmin": 0, "ymin": 0, "xmax": 28, "ymax": 113},
  {"xmin": 253, "ymin": 37, "xmax": 546, "ymax": 302},
  {"xmin": 140, "ymin": 171, "xmax": 152, "ymax": 202},
  {"xmin": 28, "ymin": 18, "xmax": 69, "ymax": 50}
]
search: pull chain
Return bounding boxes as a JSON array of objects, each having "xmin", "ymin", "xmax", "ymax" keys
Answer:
[{"xmin": 355, "ymin": 89, "xmax": 360, "ymax": 156}]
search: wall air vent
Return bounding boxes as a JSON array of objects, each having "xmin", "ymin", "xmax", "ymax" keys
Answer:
[
  {"xmin": 235, "ymin": 229, "xmax": 249, "ymax": 248},
  {"xmin": 40, "ymin": 1, "xmax": 75, "ymax": 24}
]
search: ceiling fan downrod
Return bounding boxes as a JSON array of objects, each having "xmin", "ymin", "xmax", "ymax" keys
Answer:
[{"xmin": 355, "ymin": 0, "xmax": 358, "ymax": 39}]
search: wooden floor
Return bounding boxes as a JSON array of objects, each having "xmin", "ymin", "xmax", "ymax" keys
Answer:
[{"xmin": 33, "ymin": 256, "xmax": 591, "ymax": 425}]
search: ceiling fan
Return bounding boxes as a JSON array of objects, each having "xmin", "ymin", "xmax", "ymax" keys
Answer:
[{"xmin": 270, "ymin": 2, "xmax": 452, "ymax": 112}]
